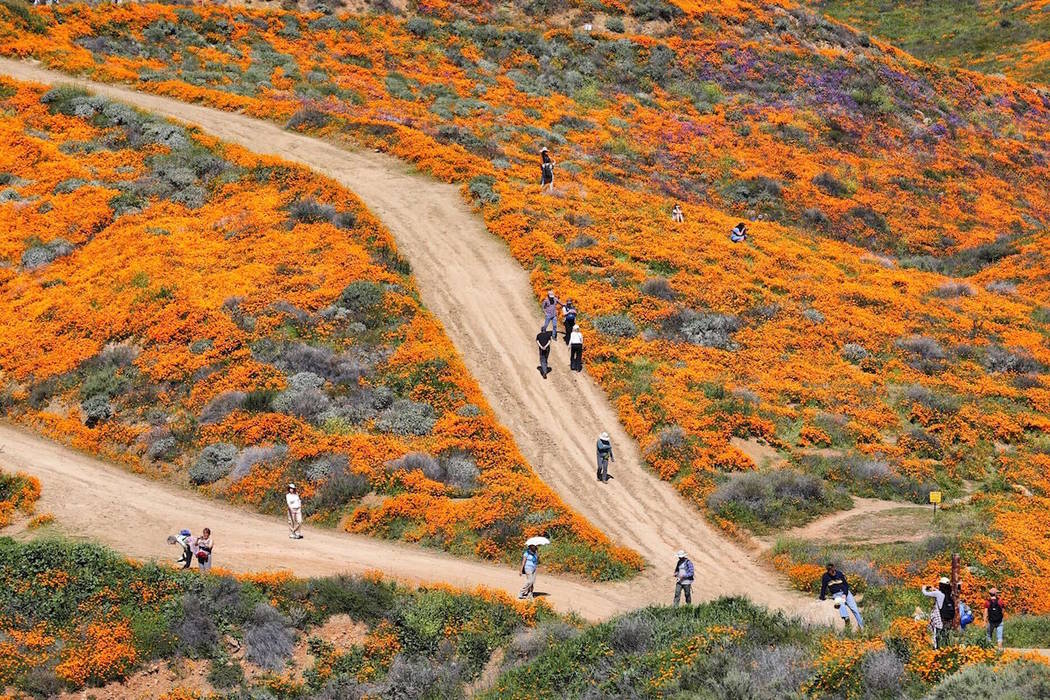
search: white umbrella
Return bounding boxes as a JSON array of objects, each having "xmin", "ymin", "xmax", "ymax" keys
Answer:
[{"xmin": 525, "ymin": 536, "xmax": 550, "ymax": 546}]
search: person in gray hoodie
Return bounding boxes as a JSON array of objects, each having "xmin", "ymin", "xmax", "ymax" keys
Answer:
[{"xmin": 596, "ymin": 432, "xmax": 614, "ymax": 482}]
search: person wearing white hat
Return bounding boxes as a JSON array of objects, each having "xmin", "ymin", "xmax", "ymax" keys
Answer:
[
  {"xmin": 540, "ymin": 146, "xmax": 555, "ymax": 192},
  {"xmin": 673, "ymin": 550, "xmax": 694, "ymax": 606},
  {"xmin": 286, "ymin": 483, "xmax": 303, "ymax": 540},
  {"xmin": 596, "ymin": 432, "xmax": 614, "ymax": 482},
  {"xmin": 922, "ymin": 576, "xmax": 954, "ymax": 648}
]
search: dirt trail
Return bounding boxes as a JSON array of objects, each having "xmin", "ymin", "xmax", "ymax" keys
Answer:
[
  {"xmin": 0, "ymin": 58, "xmax": 832, "ymax": 624},
  {"xmin": 761, "ymin": 497, "xmax": 925, "ymax": 548}
]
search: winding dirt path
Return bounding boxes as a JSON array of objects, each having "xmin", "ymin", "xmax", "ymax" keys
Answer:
[{"xmin": 0, "ymin": 58, "xmax": 832, "ymax": 624}]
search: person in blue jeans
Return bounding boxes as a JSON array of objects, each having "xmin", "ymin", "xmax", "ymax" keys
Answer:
[
  {"xmin": 820, "ymin": 563, "xmax": 864, "ymax": 631},
  {"xmin": 674, "ymin": 550, "xmax": 694, "ymax": 606},
  {"xmin": 540, "ymin": 291, "xmax": 561, "ymax": 338},
  {"xmin": 519, "ymin": 545, "xmax": 539, "ymax": 600},
  {"xmin": 984, "ymin": 587, "xmax": 1005, "ymax": 649}
]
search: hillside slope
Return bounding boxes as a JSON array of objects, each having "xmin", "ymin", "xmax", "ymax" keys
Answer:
[
  {"xmin": 1, "ymin": 0, "xmax": 1049, "ymax": 611},
  {"xmin": 0, "ymin": 75, "xmax": 639, "ymax": 579}
]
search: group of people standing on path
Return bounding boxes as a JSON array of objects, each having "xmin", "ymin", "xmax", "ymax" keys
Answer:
[
  {"xmin": 536, "ymin": 291, "xmax": 582, "ymax": 377},
  {"xmin": 820, "ymin": 563, "xmax": 1008, "ymax": 649}
]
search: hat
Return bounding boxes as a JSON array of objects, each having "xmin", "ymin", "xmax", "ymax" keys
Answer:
[
  {"xmin": 599, "ymin": 432, "xmax": 610, "ymax": 441},
  {"xmin": 675, "ymin": 550, "xmax": 687, "ymax": 559},
  {"xmin": 180, "ymin": 529, "xmax": 191, "ymax": 536},
  {"xmin": 541, "ymin": 146, "xmax": 549, "ymax": 152},
  {"xmin": 939, "ymin": 576, "xmax": 950, "ymax": 585},
  {"xmin": 288, "ymin": 483, "xmax": 297, "ymax": 490}
]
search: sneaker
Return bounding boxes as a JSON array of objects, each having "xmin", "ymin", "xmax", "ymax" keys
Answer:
[{"xmin": 289, "ymin": 533, "xmax": 296, "ymax": 539}]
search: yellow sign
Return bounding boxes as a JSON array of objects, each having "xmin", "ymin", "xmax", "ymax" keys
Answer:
[{"xmin": 929, "ymin": 491, "xmax": 942, "ymax": 504}]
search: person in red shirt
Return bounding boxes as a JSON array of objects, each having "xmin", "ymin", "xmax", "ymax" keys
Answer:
[{"xmin": 984, "ymin": 587, "xmax": 1005, "ymax": 649}]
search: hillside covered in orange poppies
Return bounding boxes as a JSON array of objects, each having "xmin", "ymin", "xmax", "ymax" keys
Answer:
[
  {"xmin": 0, "ymin": 77, "xmax": 640, "ymax": 579},
  {"xmin": 4, "ymin": 0, "xmax": 1046, "ymax": 612}
]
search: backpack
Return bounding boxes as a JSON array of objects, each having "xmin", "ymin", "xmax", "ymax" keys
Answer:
[
  {"xmin": 988, "ymin": 598, "xmax": 1003, "ymax": 625},
  {"xmin": 196, "ymin": 550, "xmax": 209, "ymax": 563},
  {"xmin": 940, "ymin": 593, "xmax": 955, "ymax": 623}
]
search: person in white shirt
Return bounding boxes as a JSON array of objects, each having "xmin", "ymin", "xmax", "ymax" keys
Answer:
[
  {"xmin": 286, "ymin": 483, "xmax": 303, "ymax": 540},
  {"xmin": 569, "ymin": 325, "xmax": 584, "ymax": 372}
]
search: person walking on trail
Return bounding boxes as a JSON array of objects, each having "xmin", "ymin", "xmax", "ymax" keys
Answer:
[
  {"xmin": 536, "ymin": 328, "xmax": 553, "ymax": 379},
  {"xmin": 569, "ymin": 324, "xmax": 584, "ymax": 372},
  {"xmin": 561, "ymin": 299, "xmax": 578, "ymax": 346},
  {"xmin": 984, "ymin": 587, "xmax": 1005, "ymax": 649},
  {"xmin": 541, "ymin": 291, "xmax": 561, "ymax": 338},
  {"xmin": 286, "ymin": 483, "xmax": 304, "ymax": 540},
  {"xmin": 820, "ymin": 563, "xmax": 864, "ymax": 631},
  {"xmin": 196, "ymin": 527, "xmax": 213, "ymax": 572},
  {"xmin": 673, "ymin": 550, "xmax": 694, "ymax": 606},
  {"xmin": 596, "ymin": 432, "xmax": 614, "ymax": 482},
  {"xmin": 671, "ymin": 203, "xmax": 684, "ymax": 223},
  {"xmin": 540, "ymin": 147, "xmax": 555, "ymax": 192},
  {"xmin": 922, "ymin": 577, "xmax": 954, "ymax": 649},
  {"xmin": 519, "ymin": 544, "xmax": 539, "ymax": 600},
  {"xmin": 730, "ymin": 222, "xmax": 748, "ymax": 243}
]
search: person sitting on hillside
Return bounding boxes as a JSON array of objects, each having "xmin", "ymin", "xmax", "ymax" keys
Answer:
[
  {"xmin": 819, "ymin": 563, "xmax": 864, "ymax": 631},
  {"xmin": 671, "ymin": 203, "xmax": 684, "ymax": 223},
  {"xmin": 730, "ymin": 222, "xmax": 748, "ymax": 243}
]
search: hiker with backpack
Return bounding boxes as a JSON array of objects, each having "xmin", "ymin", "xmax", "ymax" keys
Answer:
[
  {"xmin": 569, "ymin": 324, "xmax": 584, "ymax": 372},
  {"xmin": 596, "ymin": 432, "xmax": 614, "ymax": 482},
  {"xmin": 519, "ymin": 544, "xmax": 539, "ymax": 600},
  {"xmin": 536, "ymin": 328, "xmax": 553, "ymax": 379},
  {"xmin": 286, "ymin": 483, "xmax": 304, "ymax": 540},
  {"xmin": 984, "ymin": 587, "xmax": 1005, "ymax": 649},
  {"xmin": 196, "ymin": 527, "xmax": 213, "ymax": 572},
  {"xmin": 819, "ymin": 563, "xmax": 864, "ymax": 631},
  {"xmin": 540, "ymin": 147, "xmax": 555, "ymax": 192},
  {"xmin": 922, "ymin": 577, "xmax": 955, "ymax": 649},
  {"xmin": 541, "ymin": 291, "xmax": 562, "ymax": 339},
  {"xmin": 561, "ymin": 299, "xmax": 578, "ymax": 346},
  {"xmin": 169, "ymin": 529, "xmax": 194, "ymax": 569},
  {"xmin": 673, "ymin": 550, "xmax": 694, "ymax": 606}
]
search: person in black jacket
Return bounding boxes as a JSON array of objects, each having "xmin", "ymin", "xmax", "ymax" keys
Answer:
[{"xmin": 819, "ymin": 563, "xmax": 864, "ymax": 630}]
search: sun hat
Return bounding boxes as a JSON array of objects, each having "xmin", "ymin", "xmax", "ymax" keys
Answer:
[
  {"xmin": 541, "ymin": 146, "xmax": 549, "ymax": 152},
  {"xmin": 675, "ymin": 550, "xmax": 687, "ymax": 559},
  {"xmin": 288, "ymin": 483, "xmax": 297, "ymax": 490},
  {"xmin": 180, "ymin": 529, "xmax": 191, "ymax": 536},
  {"xmin": 599, "ymin": 432, "xmax": 610, "ymax": 441},
  {"xmin": 939, "ymin": 576, "xmax": 950, "ymax": 585}
]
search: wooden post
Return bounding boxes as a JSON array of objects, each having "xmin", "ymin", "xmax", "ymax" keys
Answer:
[{"xmin": 951, "ymin": 553, "xmax": 961, "ymax": 630}]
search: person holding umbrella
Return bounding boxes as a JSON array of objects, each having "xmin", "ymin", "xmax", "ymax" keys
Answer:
[{"xmin": 519, "ymin": 536, "xmax": 548, "ymax": 600}]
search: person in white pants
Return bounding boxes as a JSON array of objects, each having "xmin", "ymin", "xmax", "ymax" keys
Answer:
[{"xmin": 286, "ymin": 483, "xmax": 303, "ymax": 539}]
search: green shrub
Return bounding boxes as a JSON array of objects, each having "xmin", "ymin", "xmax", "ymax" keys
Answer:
[
  {"xmin": 468, "ymin": 175, "xmax": 500, "ymax": 205},
  {"xmin": 208, "ymin": 657, "xmax": 245, "ymax": 689},
  {"xmin": 707, "ymin": 469, "xmax": 849, "ymax": 532},
  {"xmin": 924, "ymin": 660, "xmax": 1050, "ymax": 699},
  {"xmin": 593, "ymin": 313, "xmax": 637, "ymax": 338},
  {"xmin": 189, "ymin": 442, "xmax": 238, "ymax": 485}
]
